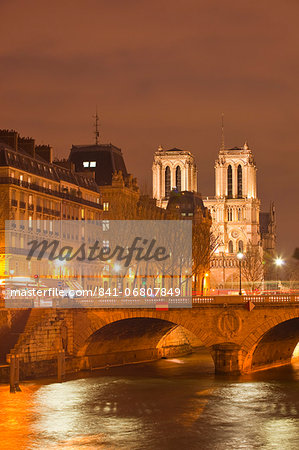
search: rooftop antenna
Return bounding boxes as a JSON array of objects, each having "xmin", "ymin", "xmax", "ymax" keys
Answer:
[
  {"xmin": 93, "ymin": 107, "xmax": 100, "ymax": 145},
  {"xmin": 221, "ymin": 113, "xmax": 225, "ymax": 150}
]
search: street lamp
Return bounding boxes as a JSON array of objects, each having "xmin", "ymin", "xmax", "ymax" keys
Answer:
[
  {"xmin": 55, "ymin": 260, "xmax": 65, "ymax": 279},
  {"xmin": 113, "ymin": 263, "xmax": 122, "ymax": 291},
  {"xmin": 113, "ymin": 262, "xmax": 121, "ymax": 273},
  {"xmin": 274, "ymin": 257, "xmax": 284, "ymax": 290},
  {"xmin": 236, "ymin": 252, "xmax": 244, "ymax": 296},
  {"xmin": 275, "ymin": 257, "xmax": 284, "ymax": 267}
]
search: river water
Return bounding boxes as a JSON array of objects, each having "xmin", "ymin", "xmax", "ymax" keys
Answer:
[{"xmin": 0, "ymin": 351, "xmax": 298, "ymax": 450}]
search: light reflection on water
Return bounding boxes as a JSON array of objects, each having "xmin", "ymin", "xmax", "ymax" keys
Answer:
[{"xmin": 0, "ymin": 353, "xmax": 298, "ymax": 449}]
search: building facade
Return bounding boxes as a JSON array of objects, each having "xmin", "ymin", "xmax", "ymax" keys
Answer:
[
  {"xmin": 69, "ymin": 142, "xmax": 140, "ymax": 219},
  {"xmin": 166, "ymin": 190, "xmax": 212, "ymax": 294},
  {"xmin": 152, "ymin": 140, "xmax": 276, "ymax": 291},
  {"xmin": 0, "ymin": 130, "xmax": 102, "ymax": 283},
  {"xmin": 204, "ymin": 142, "xmax": 275, "ymax": 289},
  {"xmin": 152, "ymin": 147, "xmax": 198, "ymax": 209},
  {"xmin": 152, "ymin": 147, "xmax": 212, "ymax": 293}
]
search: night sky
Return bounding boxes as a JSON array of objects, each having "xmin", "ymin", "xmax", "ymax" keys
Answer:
[{"xmin": 1, "ymin": 0, "xmax": 298, "ymax": 255}]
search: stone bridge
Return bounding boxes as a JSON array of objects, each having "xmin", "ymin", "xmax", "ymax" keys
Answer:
[{"xmin": 0, "ymin": 294, "xmax": 298, "ymax": 379}]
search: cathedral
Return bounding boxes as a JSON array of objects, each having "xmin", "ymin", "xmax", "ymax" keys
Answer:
[
  {"xmin": 152, "ymin": 146, "xmax": 198, "ymax": 209},
  {"xmin": 152, "ymin": 141, "xmax": 276, "ymax": 290}
]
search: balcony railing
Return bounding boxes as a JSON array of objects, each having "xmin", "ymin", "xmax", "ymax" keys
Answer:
[{"xmin": 0, "ymin": 176, "xmax": 102, "ymax": 210}]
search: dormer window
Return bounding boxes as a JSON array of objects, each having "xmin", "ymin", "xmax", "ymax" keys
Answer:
[{"xmin": 83, "ymin": 161, "xmax": 97, "ymax": 168}]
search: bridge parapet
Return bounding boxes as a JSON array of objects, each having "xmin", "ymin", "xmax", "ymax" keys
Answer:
[{"xmin": 192, "ymin": 294, "xmax": 299, "ymax": 306}]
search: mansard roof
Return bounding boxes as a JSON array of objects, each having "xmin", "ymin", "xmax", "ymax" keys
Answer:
[
  {"xmin": 69, "ymin": 143, "xmax": 128, "ymax": 186},
  {"xmin": 0, "ymin": 139, "xmax": 99, "ymax": 192}
]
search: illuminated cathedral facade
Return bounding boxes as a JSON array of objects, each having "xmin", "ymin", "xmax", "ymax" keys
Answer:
[
  {"xmin": 152, "ymin": 141, "xmax": 276, "ymax": 290},
  {"xmin": 152, "ymin": 146, "xmax": 198, "ymax": 209},
  {"xmin": 204, "ymin": 142, "xmax": 266, "ymax": 288}
]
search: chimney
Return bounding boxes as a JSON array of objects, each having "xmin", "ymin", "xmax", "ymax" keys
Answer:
[
  {"xmin": 0, "ymin": 129, "xmax": 18, "ymax": 151},
  {"xmin": 35, "ymin": 145, "xmax": 53, "ymax": 163},
  {"xmin": 18, "ymin": 136, "xmax": 35, "ymax": 158}
]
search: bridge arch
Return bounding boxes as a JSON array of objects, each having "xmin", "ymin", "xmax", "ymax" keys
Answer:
[
  {"xmin": 74, "ymin": 311, "xmax": 214, "ymax": 371},
  {"xmin": 241, "ymin": 312, "xmax": 299, "ymax": 373}
]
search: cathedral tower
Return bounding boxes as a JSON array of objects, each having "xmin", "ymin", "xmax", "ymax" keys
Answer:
[
  {"xmin": 204, "ymin": 142, "xmax": 262, "ymax": 288},
  {"xmin": 214, "ymin": 141, "xmax": 257, "ymax": 200},
  {"xmin": 152, "ymin": 146, "xmax": 198, "ymax": 208}
]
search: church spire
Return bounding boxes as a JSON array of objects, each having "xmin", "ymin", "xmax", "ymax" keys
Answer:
[
  {"xmin": 221, "ymin": 113, "xmax": 225, "ymax": 150},
  {"xmin": 93, "ymin": 107, "xmax": 100, "ymax": 145},
  {"xmin": 243, "ymin": 140, "xmax": 249, "ymax": 150}
]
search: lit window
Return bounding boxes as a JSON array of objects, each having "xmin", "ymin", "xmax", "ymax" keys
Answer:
[
  {"xmin": 103, "ymin": 240, "xmax": 109, "ymax": 253},
  {"xmin": 90, "ymin": 161, "xmax": 96, "ymax": 167},
  {"xmin": 103, "ymin": 202, "xmax": 109, "ymax": 211},
  {"xmin": 83, "ymin": 161, "xmax": 89, "ymax": 167},
  {"xmin": 29, "ymin": 216, "xmax": 33, "ymax": 229},
  {"xmin": 102, "ymin": 220, "xmax": 109, "ymax": 231},
  {"xmin": 81, "ymin": 208, "xmax": 85, "ymax": 219}
]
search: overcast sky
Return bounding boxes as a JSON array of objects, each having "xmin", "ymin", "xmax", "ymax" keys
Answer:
[{"xmin": 0, "ymin": 0, "xmax": 298, "ymax": 255}]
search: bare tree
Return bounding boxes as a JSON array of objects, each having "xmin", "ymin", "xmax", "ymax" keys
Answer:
[
  {"xmin": 241, "ymin": 242, "xmax": 264, "ymax": 291},
  {"xmin": 285, "ymin": 257, "xmax": 299, "ymax": 290},
  {"xmin": 192, "ymin": 222, "xmax": 220, "ymax": 292}
]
